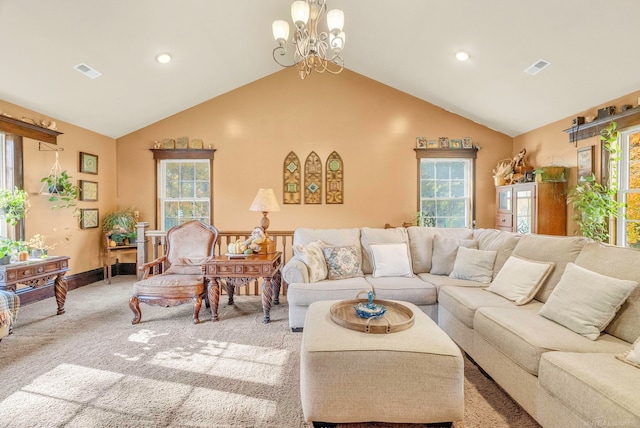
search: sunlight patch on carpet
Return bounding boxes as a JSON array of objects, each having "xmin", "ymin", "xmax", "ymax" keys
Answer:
[
  {"xmin": 149, "ymin": 340, "xmax": 289, "ymax": 385},
  {"xmin": 0, "ymin": 362, "xmax": 278, "ymax": 427},
  {"xmin": 128, "ymin": 328, "xmax": 169, "ymax": 344}
]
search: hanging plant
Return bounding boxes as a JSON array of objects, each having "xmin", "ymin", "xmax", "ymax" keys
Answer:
[
  {"xmin": 0, "ymin": 187, "xmax": 30, "ymax": 225},
  {"xmin": 40, "ymin": 170, "xmax": 79, "ymax": 209},
  {"xmin": 568, "ymin": 121, "xmax": 625, "ymax": 242}
]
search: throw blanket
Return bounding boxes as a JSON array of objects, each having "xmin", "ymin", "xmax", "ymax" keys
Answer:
[{"xmin": 0, "ymin": 290, "xmax": 19, "ymax": 328}]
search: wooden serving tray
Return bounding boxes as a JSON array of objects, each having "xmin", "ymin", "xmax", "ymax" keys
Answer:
[{"xmin": 330, "ymin": 299, "xmax": 414, "ymax": 334}]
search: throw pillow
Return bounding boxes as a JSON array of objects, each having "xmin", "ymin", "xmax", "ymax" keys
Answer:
[
  {"xmin": 430, "ymin": 235, "xmax": 478, "ymax": 276},
  {"xmin": 486, "ymin": 255, "xmax": 555, "ymax": 305},
  {"xmin": 449, "ymin": 246, "xmax": 498, "ymax": 284},
  {"xmin": 370, "ymin": 243, "xmax": 413, "ymax": 278},
  {"xmin": 539, "ymin": 263, "xmax": 638, "ymax": 340},
  {"xmin": 616, "ymin": 336, "xmax": 640, "ymax": 369},
  {"xmin": 322, "ymin": 245, "xmax": 364, "ymax": 280},
  {"xmin": 293, "ymin": 241, "xmax": 328, "ymax": 283}
]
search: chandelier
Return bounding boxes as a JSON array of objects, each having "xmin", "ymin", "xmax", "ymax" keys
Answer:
[{"xmin": 272, "ymin": 0, "xmax": 345, "ymax": 79}]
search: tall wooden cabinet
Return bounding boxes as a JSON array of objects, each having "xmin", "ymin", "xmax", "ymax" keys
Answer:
[{"xmin": 495, "ymin": 182, "xmax": 566, "ymax": 236}]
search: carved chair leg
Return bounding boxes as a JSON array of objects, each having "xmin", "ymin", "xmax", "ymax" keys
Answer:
[
  {"xmin": 193, "ymin": 296, "xmax": 202, "ymax": 324},
  {"xmin": 129, "ymin": 296, "xmax": 142, "ymax": 325}
]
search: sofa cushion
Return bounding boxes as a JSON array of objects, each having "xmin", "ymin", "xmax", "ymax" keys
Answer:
[
  {"xmin": 407, "ymin": 227, "xmax": 473, "ymax": 274},
  {"xmin": 370, "ymin": 243, "xmax": 413, "ymax": 278},
  {"xmin": 430, "ymin": 235, "xmax": 478, "ymax": 276},
  {"xmin": 574, "ymin": 241, "xmax": 640, "ymax": 343},
  {"xmin": 365, "ymin": 275, "xmax": 437, "ymax": 306},
  {"xmin": 511, "ymin": 234, "xmax": 588, "ymax": 302},
  {"xmin": 616, "ymin": 336, "xmax": 640, "ymax": 368},
  {"xmin": 473, "ymin": 307, "xmax": 630, "ymax": 375},
  {"xmin": 438, "ymin": 286, "xmax": 538, "ymax": 329},
  {"xmin": 486, "ymin": 255, "xmax": 555, "ymax": 305},
  {"xmin": 293, "ymin": 228, "xmax": 362, "ymax": 266},
  {"xmin": 449, "ymin": 246, "xmax": 497, "ymax": 284},
  {"xmin": 539, "ymin": 263, "xmax": 638, "ymax": 340},
  {"xmin": 473, "ymin": 228, "xmax": 521, "ymax": 277},
  {"xmin": 360, "ymin": 227, "xmax": 411, "ymax": 275},
  {"xmin": 293, "ymin": 241, "xmax": 328, "ymax": 283},
  {"xmin": 322, "ymin": 245, "xmax": 364, "ymax": 280},
  {"xmin": 540, "ymin": 352, "xmax": 640, "ymax": 426},
  {"xmin": 286, "ymin": 277, "xmax": 372, "ymax": 306},
  {"xmin": 418, "ymin": 273, "xmax": 486, "ymax": 290}
]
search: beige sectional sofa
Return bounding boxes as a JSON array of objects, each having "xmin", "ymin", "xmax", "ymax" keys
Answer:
[{"xmin": 282, "ymin": 226, "xmax": 640, "ymax": 427}]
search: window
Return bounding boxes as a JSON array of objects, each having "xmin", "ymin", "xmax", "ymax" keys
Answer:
[
  {"xmin": 416, "ymin": 149, "xmax": 477, "ymax": 228},
  {"xmin": 0, "ymin": 133, "xmax": 6, "ymax": 237},
  {"xmin": 617, "ymin": 126, "xmax": 640, "ymax": 248},
  {"xmin": 158, "ymin": 160, "xmax": 211, "ymax": 230}
]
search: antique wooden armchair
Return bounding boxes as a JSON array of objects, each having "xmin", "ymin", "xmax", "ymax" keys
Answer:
[{"xmin": 129, "ymin": 220, "xmax": 218, "ymax": 324}]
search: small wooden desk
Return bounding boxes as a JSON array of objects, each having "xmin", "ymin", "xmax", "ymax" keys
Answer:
[
  {"xmin": 203, "ymin": 252, "xmax": 282, "ymax": 324},
  {"xmin": 0, "ymin": 256, "xmax": 70, "ymax": 315}
]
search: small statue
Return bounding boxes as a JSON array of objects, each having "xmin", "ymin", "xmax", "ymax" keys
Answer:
[
  {"xmin": 366, "ymin": 290, "xmax": 375, "ymax": 308},
  {"xmin": 153, "ymin": 140, "xmax": 162, "ymax": 149}
]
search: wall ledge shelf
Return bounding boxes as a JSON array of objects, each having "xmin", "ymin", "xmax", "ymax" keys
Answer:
[
  {"xmin": 563, "ymin": 106, "xmax": 640, "ymax": 143},
  {"xmin": 0, "ymin": 115, "xmax": 62, "ymax": 144},
  {"xmin": 150, "ymin": 149, "xmax": 216, "ymax": 160}
]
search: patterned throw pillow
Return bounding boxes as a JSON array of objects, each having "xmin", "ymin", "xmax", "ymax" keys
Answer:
[
  {"xmin": 293, "ymin": 241, "xmax": 328, "ymax": 283},
  {"xmin": 322, "ymin": 245, "xmax": 364, "ymax": 280}
]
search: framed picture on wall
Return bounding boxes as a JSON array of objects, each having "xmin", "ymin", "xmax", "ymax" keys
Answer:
[
  {"xmin": 79, "ymin": 180, "xmax": 98, "ymax": 201},
  {"xmin": 449, "ymin": 139, "xmax": 462, "ymax": 149},
  {"xmin": 79, "ymin": 152, "xmax": 98, "ymax": 175},
  {"xmin": 577, "ymin": 145, "xmax": 594, "ymax": 180},
  {"xmin": 416, "ymin": 137, "xmax": 427, "ymax": 148},
  {"xmin": 462, "ymin": 137, "xmax": 473, "ymax": 149},
  {"xmin": 80, "ymin": 208, "xmax": 99, "ymax": 229},
  {"xmin": 438, "ymin": 137, "xmax": 449, "ymax": 148},
  {"xmin": 426, "ymin": 140, "xmax": 438, "ymax": 148}
]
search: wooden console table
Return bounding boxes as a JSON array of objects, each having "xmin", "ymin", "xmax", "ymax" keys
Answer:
[
  {"xmin": 0, "ymin": 256, "xmax": 70, "ymax": 315},
  {"xmin": 203, "ymin": 252, "xmax": 282, "ymax": 324}
]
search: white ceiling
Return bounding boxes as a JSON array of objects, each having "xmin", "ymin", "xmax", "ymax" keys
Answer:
[{"xmin": 0, "ymin": 0, "xmax": 639, "ymax": 139}]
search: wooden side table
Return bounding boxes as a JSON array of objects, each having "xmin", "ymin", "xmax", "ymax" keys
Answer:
[
  {"xmin": 203, "ymin": 252, "xmax": 282, "ymax": 324},
  {"xmin": 102, "ymin": 233, "xmax": 137, "ymax": 284},
  {"xmin": 0, "ymin": 256, "xmax": 70, "ymax": 315}
]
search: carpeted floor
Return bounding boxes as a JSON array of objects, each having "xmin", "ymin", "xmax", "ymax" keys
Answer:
[{"xmin": 0, "ymin": 277, "xmax": 539, "ymax": 428}]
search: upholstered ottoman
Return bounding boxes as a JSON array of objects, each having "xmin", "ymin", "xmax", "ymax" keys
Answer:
[{"xmin": 300, "ymin": 300, "xmax": 463, "ymax": 426}]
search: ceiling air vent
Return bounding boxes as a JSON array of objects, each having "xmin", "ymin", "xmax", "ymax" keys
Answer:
[
  {"xmin": 524, "ymin": 59, "xmax": 550, "ymax": 76},
  {"xmin": 73, "ymin": 63, "xmax": 102, "ymax": 79}
]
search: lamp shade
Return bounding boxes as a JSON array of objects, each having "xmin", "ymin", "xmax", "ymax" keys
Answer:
[
  {"xmin": 249, "ymin": 188, "xmax": 281, "ymax": 212},
  {"xmin": 326, "ymin": 9, "xmax": 344, "ymax": 33},
  {"xmin": 291, "ymin": 1, "xmax": 310, "ymax": 27},
  {"xmin": 272, "ymin": 20, "xmax": 290, "ymax": 43}
]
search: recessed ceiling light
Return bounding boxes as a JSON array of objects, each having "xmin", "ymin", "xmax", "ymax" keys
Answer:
[
  {"xmin": 455, "ymin": 51, "xmax": 470, "ymax": 62},
  {"xmin": 155, "ymin": 53, "xmax": 172, "ymax": 64}
]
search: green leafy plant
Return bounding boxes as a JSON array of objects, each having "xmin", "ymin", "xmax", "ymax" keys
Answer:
[
  {"xmin": 416, "ymin": 211, "xmax": 436, "ymax": 227},
  {"xmin": 102, "ymin": 208, "xmax": 137, "ymax": 234},
  {"xmin": 0, "ymin": 187, "xmax": 30, "ymax": 225},
  {"xmin": 40, "ymin": 170, "xmax": 79, "ymax": 209},
  {"xmin": 568, "ymin": 122, "xmax": 624, "ymax": 242}
]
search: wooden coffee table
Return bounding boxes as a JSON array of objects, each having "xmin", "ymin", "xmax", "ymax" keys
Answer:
[{"xmin": 203, "ymin": 252, "xmax": 282, "ymax": 323}]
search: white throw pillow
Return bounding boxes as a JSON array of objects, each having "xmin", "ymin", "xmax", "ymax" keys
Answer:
[
  {"xmin": 449, "ymin": 246, "xmax": 498, "ymax": 284},
  {"xmin": 487, "ymin": 256, "xmax": 555, "ymax": 305},
  {"xmin": 293, "ymin": 241, "xmax": 328, "ymax": 283},
  {"xmin": 430, "ymin": 235, "xmax": 478, "ymax": 276},
  {"xmin": 539, "ymin": 263, "xmax": 638, "ymax": 340},
  {"xmin": 370, "ymin": 243, "xmax": 413, "ymax": 278},
  {"xmin": 616, "ymin": 337, "xmax": 640, "ymax": 369}
]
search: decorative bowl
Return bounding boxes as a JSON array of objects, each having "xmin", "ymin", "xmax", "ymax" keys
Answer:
[{"xmin": 354, "ymin": 301, "xmax": 387, "ymax": 319}]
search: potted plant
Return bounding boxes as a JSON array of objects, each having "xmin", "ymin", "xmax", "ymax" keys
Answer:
[
  {"xmin": 26, "ymin": 234, "xmax": 56, "ymax": 258},
  {"xmin": 492, "ymin": 160, "xmax": 512, "ymax": 186},
  {"xmin": 0, "ymin": 187, "xmax": 30, "ymax": 225},
  {"xmin": 103, "ymin": 208, "xmax": 138, "ymax": 246},
  {"xmin": 40, "ymin": 170, "xmax": 79, "ymax": 209},
  {"xmin": 567, "ymin": 122, "xmax": 624, "ymax": 242},
  {"xmin": 0, "ymin": 237, "xmax": 14, "ymax": 264}
]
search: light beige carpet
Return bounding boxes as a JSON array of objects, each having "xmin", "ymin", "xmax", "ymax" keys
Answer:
[{"xmin": 0, "ymin": 277, "xmax": 539, "ymax": 428}]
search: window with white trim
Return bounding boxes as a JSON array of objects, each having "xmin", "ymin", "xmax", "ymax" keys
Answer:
[
  {"xmin": 617, "ymin": 126, "xmax": 640, "ymax": 248},
  {"xmin": 415, "ymin": 148, "xmax": 476, "ymax": 228},
  {"xmin": 158, "ymin": 159, "xmax": 211, "ymax": 230}
]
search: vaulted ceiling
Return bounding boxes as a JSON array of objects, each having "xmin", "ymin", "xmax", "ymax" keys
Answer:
[{"xmin": 0, "ymin": 0, "xmax": 639, "ymax": 139}]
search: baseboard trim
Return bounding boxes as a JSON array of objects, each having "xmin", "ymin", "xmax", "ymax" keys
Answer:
[{"xmin": 16, "ymin": 263, "xmax": 137, "ymax": 305}]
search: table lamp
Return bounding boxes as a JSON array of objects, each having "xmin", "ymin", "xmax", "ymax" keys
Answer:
[{"xmin": 249, "ymin": 188, "xmax": 280, "ymax": 253}]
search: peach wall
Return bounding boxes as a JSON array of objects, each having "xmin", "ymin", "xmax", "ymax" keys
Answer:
[
  {"xmin": 0, "ymin": 99, "xmax": 117, "ymax": 275},
  {"xmin": 116, "ymin": 68, "xmax": 513, "ymax": 232}
]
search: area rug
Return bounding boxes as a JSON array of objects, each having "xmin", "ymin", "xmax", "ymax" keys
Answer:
[{"xmin": 0, "ymin": 277, "xmax": 539, "ymax": 427}]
